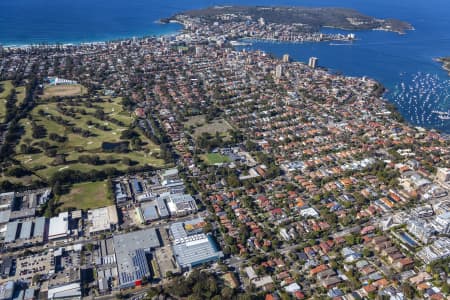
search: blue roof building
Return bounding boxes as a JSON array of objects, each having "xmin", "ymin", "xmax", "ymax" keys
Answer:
[
  {"xmin": 131, "ymin": 179, "xmax": 143, "ymax": 195},
  {"xmin": 114, "ymin": 183, "xmax": 127, "ymax": 203},
  {"xmin": 5, "ymin": 221, "xmax": 19, "ymax": 243},
  {"xmin": 172, "ymin": 234, "xmax": 223, "ymax": 270},
  {"xmin": 170, "ymin": 219, "xmax": 223, "ymax": 270},
  {"xmin": 142, "ymin": 204, "xmax": 159, "ymax": 222},
  {"xmin": 19, "ymin": 220, "xmax": 32, "ymax": 240},
  {"xmin": 33, "ymin": 217, "xmax": 46, "ymax": 238}
]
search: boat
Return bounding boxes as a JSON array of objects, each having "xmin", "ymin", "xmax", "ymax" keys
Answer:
[
  {"xmin": 230, "ymin": 41, "xmax": 252, "ymax": 46},
  {"xmin": 431, "ymin": 110, "xmax": 450, "ymax": 115},
  {"xmin": 329, "ymin": 43, "xmax": 353, "ymax": 46}
]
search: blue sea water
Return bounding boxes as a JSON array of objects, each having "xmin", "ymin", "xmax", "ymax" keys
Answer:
[{"xmin": 1, "ymin": 0, "xmax": 450, "ymax": 132}]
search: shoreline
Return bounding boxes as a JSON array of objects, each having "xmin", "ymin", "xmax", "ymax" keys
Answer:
[
  {"xmin": 0, "ymin": 27, "xmax": 182, "ymax": 50},
  {"xmin": 435, "ymin": 57, "xmax": 450, "ymax": 76}
]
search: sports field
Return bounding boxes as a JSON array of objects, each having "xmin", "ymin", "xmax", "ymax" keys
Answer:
[
  {"xmin": 58, "ymin": 180, "xmax": 113, "ymax": 211},
  {"xmin": 42, "ymin": 84, "xmax": 87, "ymax": 99},
  {"xmin": 202, "ymin": 153, "xmax": 231, "ymax": 165}
]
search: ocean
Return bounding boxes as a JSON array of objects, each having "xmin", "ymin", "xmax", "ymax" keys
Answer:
[{"xmin": 1, "ymin": 0, "xmax": 449, "ymax": 133}]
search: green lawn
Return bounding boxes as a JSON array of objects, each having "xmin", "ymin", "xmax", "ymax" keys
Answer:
[
  {"xmin": 14, "ymin": 97, "xmax": 165, "ymax": 181},
  {"xmin": 58, "ymin": 180, "xmax": 112, "ymax": 211},
  {"xmin": 202, "ymin": 153, "xmax": 231, "ymax": 165},
  {"xmin": 185, "ymin": 115, "xmax": 233, "ymax": 141},
  {"xmin": 184, "ymin": 115, "xmax": 206, "ymax": 128}
]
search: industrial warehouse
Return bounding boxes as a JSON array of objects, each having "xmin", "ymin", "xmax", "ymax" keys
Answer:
[
  {"xmin": 170, "ymin": 219, "xmax": 224, "ymax": 270},
  {"xmin": 0, "ymin": 170, "xmax": 223, "ymax": 297},
  {"xmin": 113, "ymin": 228, "xmax": 161, "ymax": 289}
]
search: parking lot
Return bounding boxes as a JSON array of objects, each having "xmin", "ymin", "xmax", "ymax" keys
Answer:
[{"xmin": 15, "ymin": 252, "xmax": 54, "ymax": 281}]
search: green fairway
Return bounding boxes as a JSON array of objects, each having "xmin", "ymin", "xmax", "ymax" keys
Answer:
[
  {"xmin": 58, "ymin": 180, "xmax": 112, "ymax": 211},
  {"xmin": 15, "ymin": 86, "xmax": 27, "ymax": 106},
  {"xmin": 0, "ymin": 81, "xmax": 28, "ymax": 122},
  {"xmin": 0, "ymin": 80, "xmax": 14, "ymax": 122},
  {"xmin": 202, "ymin": 153, "xmax": 231, "ymax": 165},
  {"xmin": 14, "ymin": 96, "xmax": 165, "ymax": 181}
]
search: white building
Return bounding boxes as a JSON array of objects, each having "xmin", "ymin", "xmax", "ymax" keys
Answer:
[
  {"xmin": 166, "ymin": 194, "xmax": 197, "ymax": 216},
  {"xmin": 300, "ymin": 207, "xmax": 319, "ymax": 218},
  {"xmin": 275, "ymin": 65, "xmax": 283, "ymax": 78},
  {"xmin": 434, "ymin": 212, "xmax": 450, "ymax": 234},
  {"xmin": 87, "ymin": 206, "xmax": 118, "ymax": 234},
  {"xmin": 308, "ymin": 57, "xmax": 318, "ymax": 69},
  {"xmin": 417, "ymin": 237, "xmax": 450, "ymax": 264},
  {"xmin": 407, "ymin": 219, "xmax": 433, "ymax": 244},
  {"xmin": 48, "ymin": 212, "xmax": 69, "ymax": 240},
  {"xmin": 47, "ymin": 283, "xmax": 81, "ymax": 300},
  {"xmin": 436, "ymin": 168, "xmax": 450, "ymax": 184}
]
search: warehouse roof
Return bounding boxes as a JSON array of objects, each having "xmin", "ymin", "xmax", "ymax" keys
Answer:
[
  {"xmin": 0, "ymin": 210, "xmax": 10, "ymax": 224},
  {"xmin": 156, "ymin": 198, "xmax": 169, "ymax": 218},
  {"xmin": 5, "ymin": 221, "xmax": 19, "ymax": 243},
  {"xmin": 113, "ymin": 228, "xmax": 161, "ymax": 287},
  {"xmin": 33, "ymin": 217, "xmax": 46, "ymax": 238},
  {"xmin": 47, "ymin": 283, "xmax": 81, "ymax": 300},
  {"xmin": 48, "ymin": 212, "xmax": 69, "ymax": 239},
  {"xmin": 88, "ymin": 206, "xmax": 118, "ymax": 234},
  {"xmin": 172, "ymin": 234, "xmax": 223, "ymax": 269},
  {"xmin": 19, "ymin": 220, "xmax": 32, "ymax": 240},
  {"xmin": 142, "ymin": 203, "xmax": 159, "ymax": 221}
]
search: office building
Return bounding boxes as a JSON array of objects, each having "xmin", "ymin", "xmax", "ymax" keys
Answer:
[
  {"xmin": 275, "ymin": 65, "xmax": 283, "ymax": 78},
  {"xmin": 308, "ymin": 57, "xmax": 318, "ymax": 69},
  {"xmin": 166, "ymin": 194, "xmax": 197, "ymax": 217}
]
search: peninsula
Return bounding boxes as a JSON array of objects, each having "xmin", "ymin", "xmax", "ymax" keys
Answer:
[
  {"xmin": 437, "ymin": 57, "xmax": 450, "ymax": 75},
  {"xmin": 164, "ymin": 6, "xmax": 413, "ymax": 40}
]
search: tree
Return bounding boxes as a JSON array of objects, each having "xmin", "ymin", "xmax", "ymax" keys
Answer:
[
  {"xmin": 203, "ymin": 223, "xmax": 213, "ymax": 234},
  {"xmin": 401, "ymin": 283, "xmax": 415, "ymax": 299},
  {"xmin": 53, "ymin": 181, "xmax": 62, "ymax": 196},
  {"xmin": 85, "ymin": 243, "xmax": 94, "ymax": 252}
]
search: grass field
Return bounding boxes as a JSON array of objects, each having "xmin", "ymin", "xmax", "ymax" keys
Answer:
[
  {"xmin": 58, "ymin": 180, "xmax": 112, "ymax": 211},
  {"xmin": 185, "ymin": 115, "xmax": 233, "ymax": 139},
  {"xmin": 0, "ymin": 80, "xmax": 14, "ymax": 122},
  {"xmin": 16, "ymin": 86, "xmax": 27, "ymax": 106},
  {"xmin": 42, "ymin": 84, "xmax": 87, "ymax": 99},
  {"xmin": 202, "ymin": 153, "xmax": 231, "ymax": 165},
  {"xmin": 14, "ymin": 96, "xmax": 165, "ymax": 180},
  {"xmin": 184, "ymin": 115, "xmax": 207, "ymax": 128}
]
